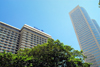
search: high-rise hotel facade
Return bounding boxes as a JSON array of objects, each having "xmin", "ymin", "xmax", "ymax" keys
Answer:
[
  {"xmin": 0, "ymin": 22, "xmax": 52, "ymax": 54},
  {"xmin": 69, "ymin": 5, "xmax": 100, "ymax": 67}
]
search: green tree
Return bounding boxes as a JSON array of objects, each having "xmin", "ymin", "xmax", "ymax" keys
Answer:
[
  {"xmin": 17, "ymin": 38, "xmax": 92, "ymax": 67},
  {"xmin": 0, "ymin": 50, "xmax": 33, "ymax": 67}
]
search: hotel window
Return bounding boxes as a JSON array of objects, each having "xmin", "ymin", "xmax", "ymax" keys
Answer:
[
  {"xmin": 12, "ymin": 31, "xmax": 14, "ymax": 33},
  {"xmin": 9, "ymin": 30, "xmax": 11, "ymax": 32},
  {"xmin": 9, "ymin": 43, "xmax": 11, "ymax": 44},
  {"xmin": 2, "ymin": 38, "xmax": 4, "ymax": 40},
  {"xmin": 45, "ymin": 39, "xmax": 46, "ymax": 42},
  {"xmin": 1, "ymin": 40, "xmax": 3, "ymax": 42},
  {"xmin": 0, "ymin": 46, "xmax": 2, "ymax": 48},
  {"xmin": 31, "ymin": 37, "xmax": 33, "ymax": 39},
  {"xmin": 13, "ymin": 40, "xmax": 16, "ymax": 42},
  {"xmin": 6, "ymin": 39, "xmax": 8, "ymax": 41},
  {"xmin": 4, "ymin": 31, "xmax": 6, "ymax": 33},
  {"xmin": 5, "ymin": 42, "xmax": 7, "ymax": 43},
  {"xmin": 12, "ymin": 46, "xmax": 15, "ymax": 48},
  {"xmin": 12, "ymin": 49, "xmax": 14, "ymax": 51},
  {"xmin": 31, "ymin": 40, "xmax": 33, "ymax": 43},
  {"xmin": 26, "ymin": 38, "xmax": 28, "ymax": 40},
  {"xmin": 7, "ymin": 37, "xmax": 9, "ymax": 38},
  {"xmin": 11, "ymin": 36, "xmax": 13, "ymax": 37},
  {"xmin": 3, "ymin": 35, "xmax": 5, "ymax": 37},
  {"xmin": 15, "ymin": 34, "xmax": 17, "ymax": 36},
  {"xmin": 12, "ymin": 33, "xmax": 14, "ymax": 35},
  {"xmin": 26, "ymin": 33, "xmax": 28, "ymax": 35},
  {"xmin": 31, "ymin": 36, "xmax": 33, "ymax": 38},
  {"xmin": 26, "ymin": 35, "xmax": 28, "ymax": 37},
  {"xmin": 13, "ymin": 42, "xmax": 16, "ymax": 44},
  {"xmin": 4, "ymin": 44, "xmax": 7, "ymax": 46},
  {"xmin": 12, "ymin": 44, "xmax": 15, "ymax": 46},
  {"xmin": 3, "ymin": 47, "xmax": 6, "ymax": 49},
  {"xmin": 31, "ymin": 34, "xmax": 33, "ymax": 36},
  {"xmin": 37, "ymin": 42, "xmax": 39, "ymax": 44},
  {"xmin": 42, "ymin": 38, "xmax": 44, "ymax": 40},
  {"xmin": 5, "ymin": 29, "xmax": 7, "ymax": 31},
  {"xmin": 31, "ymin": 40, "xmax": 33, "ymax": 42},
  {"xmin": 10, "ymin": 40, "xmax": 12, "ymax": 42},
  {"xmin": 8, "ymin": 48, "xmax": 10, "ymax": 50},
  {"xmin": 37, "ymin": 36, "xmax": 38, "ymax": 38},
  {"xmin": 15, "ymin": 33, "xmax": 17, "ymax": 35},
  {"xmin": 1, "ymin": 27, "xmax": 3, "ymax": 29},
  {"xmin": 8, "ymin": 32, "xmax": 10, "ymax": 34},
  {"xmin": 34, "ymin": 35, "xmax": 36, "ymax": 37},
  {"xmin": 0, "ymin": 29, "xmax": 3, "ymax": 31},
  {"xmin": 7, "ymin": 51, "xmax": 9, "ymax": 52},
  {"xmin": 2, "ymin": 50, "xmax": 4, "ymax": 52},
  {"xmin": 7, "ymin": 34, "xmax": 10, "ymax": 36},
  {"xmin": 10, "ymin": 38, "xmax": 12, "ymax": 40},
  {"xmin": 26, "ymin": 41, "xmax": 28, "ymax": 43},
  {"xmin": 8, "ymin": 45, "xmax": 11, "ymax": 47}
]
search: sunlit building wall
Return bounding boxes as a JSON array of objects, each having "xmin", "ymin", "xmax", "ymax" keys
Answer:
[{"xmin": 0, "ymin": 22, "xmax": 52, "ymax": 54}]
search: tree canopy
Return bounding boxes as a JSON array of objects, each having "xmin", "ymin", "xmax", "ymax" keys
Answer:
[{"xmin": 0, "ymin": 38, "xmax": 92, "ymax": 67}]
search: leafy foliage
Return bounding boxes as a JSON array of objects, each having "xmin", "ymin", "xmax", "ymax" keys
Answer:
[
  {"xmin": 0, "ymin": 38, "xmax": 92, "ymax": 67},
  {"xmin": 99, "ymin": 2, "xmax": 100, "ymax": 5}
]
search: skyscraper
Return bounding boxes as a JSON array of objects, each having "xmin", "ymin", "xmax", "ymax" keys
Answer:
[
  {"xmin": 0, "ymin": 22, "xmax": 52, "ymax": 54},
  {"xmin": 69, "ymin": 5, "xmax": 100, "ymax": 67}
]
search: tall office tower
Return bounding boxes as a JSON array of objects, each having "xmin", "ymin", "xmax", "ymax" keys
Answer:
[
  {"xmin": 0, "ymin": 22, "xmax": 52, "ymax": 54},
  {"xmin": 69, "ymin": 5, "xmax": 100, "ymax": 67}
]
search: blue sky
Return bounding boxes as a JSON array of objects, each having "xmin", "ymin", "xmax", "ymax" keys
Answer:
[{"xmin": 0, "ymin": 0, "xmax": 100, "ymax": 51}]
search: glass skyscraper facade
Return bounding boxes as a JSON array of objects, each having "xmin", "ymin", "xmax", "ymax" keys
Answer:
[{"xmin": 69, "ymin": 5, "xmax": 100, "ymax": 67}]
